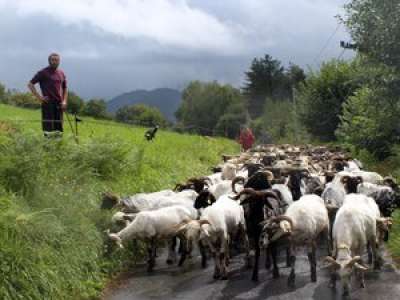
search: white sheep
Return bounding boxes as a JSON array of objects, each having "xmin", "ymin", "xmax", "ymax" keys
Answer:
[
  {"xmin": 175, "ymin": 195, "xmax": 249, "ymax": 279},
  {"xmin": 108, "ymin": 205, "xmax": 194, "ymax": 272},
  {"xmin": 260, "ymin": 195, "xmax": 330, "ymax": 287},
  {"xmin": 325, "ymin": 194, "xmax": 385, "ymax": 296}
]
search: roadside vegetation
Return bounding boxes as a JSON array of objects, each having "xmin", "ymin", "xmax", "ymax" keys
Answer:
[{"xmin": 0, "ymin": 104, "xmax": 238, "ymax": 299}]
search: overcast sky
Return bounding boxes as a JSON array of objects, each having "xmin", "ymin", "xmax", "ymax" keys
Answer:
[{"xmin": 0, "ymin": 0, "xmax": 353, "ymax": 100}]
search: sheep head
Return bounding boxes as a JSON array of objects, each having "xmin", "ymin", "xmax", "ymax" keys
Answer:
[
  {"xmin": 325, "ymin": 255, "xmax": 368, "ymax": 296},
  {"xmin": 340, "ymin": 175, "xmax": 363, "ymax": 194},
  {"xmin": 259, "ymin": 215, "xmax": 294, "ymax": 249},
  {"xmin": 231, "ymin": 176, "xmax": 246, "ymax": 193},
  {"xmin": 101, "ymin": 192, "xmax": 121, "ymax": 209},
  {"xmin": 106, "ymin": 230, "xmax": 124, "ymax": 249},
  {"xmin": 194, "ymin": 191, "xmax": 216, "ymax": 209},
  {"xmin": 377, "ymin": 217, "xmax": 393, "ymax": 242},
  {"xmin": 173, "ymin": 219, "xmax": 208, "ymax": 243}
]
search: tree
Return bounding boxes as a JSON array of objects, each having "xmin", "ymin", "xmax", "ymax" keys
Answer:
[
  {"xmin": 8, "ymin": 92, "xmax": 40, "ymax": 109},
  {"xmin": 0, "ymin": 82, "xmax": 6, "ymax": 103},
  {"xmin": 82, "ymin": 98, "xmax": 108, "ymax": 119},
  {"xmin": 243, "ymin": 55, "xmax": 288, "ymax": 118},
  {"xmin": 116, "ymin": 104, "xmax": 168, "ymax": 127},
  {"xmin": 337, "ymin": 86, "xmax": 400, "ymax": 159},
  {"xmin": 176, "ymin": 81, "xmax": 247, "ymax": 136},
  {"xmin": 297, "ymin": 59, "xmax": 360, "ymax": 141},
  {"xmin": 67, "ymin": 91, "xmax": 85, "ymax": 114},
  {"xmin": 344, "ymin": 0, "xmax": 400, "ymax": 71}
]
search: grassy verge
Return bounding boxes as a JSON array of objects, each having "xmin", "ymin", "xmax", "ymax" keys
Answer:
[{"xmin": 0, "ymin": 104, "xmax": 239, "ymax": 299}]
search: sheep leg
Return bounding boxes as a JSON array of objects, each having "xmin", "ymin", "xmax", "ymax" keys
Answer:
[
  {"xmin": 178, "ymin": 238, "xmax": 188, "ymax": 267},
  {"xmin": 242, "ymin": 229, "xmax": 251, "ymax": 269},
  {"xmin": 271, "ymin": 244, "xmax": 280, "ymax": 278},
  {"xmin": 147, "ymin": 238, "xmax": 156, "ymax": 273},
  {"xmin": 329, "ymin": 272, "xmax": 337, "ymax": 289},
  {"xmin": 371, "ymin": 237, "xmax": 382, "ymax": 270},
  {"xmin": 265, "ymin": 247, "xmax": 272, "ymax": 270},
  {"xmin": 367, "ymin": 241, "xmax": 373, "ymax": 265},
  {"xmin": 323, "ymin": 225, "xmax": 332, "ymax": 256},
  {"xmin": 308, "ymin": 241, "xmax": 317, "ymax": 282},
  {"xmin": 251, "ymin": 235, "xmax": 260, "ymax": 282},
  {"xmin": 213, "ymin": 251, "xmax": 221, "ymax": 279},
  {"xmin": 221, "ymin": 237, "xmax": 230, "ymax": 280},
  {"xmin": 286, "ymin": 247, "xmax": 291, "ymax": 267},
  {"xmin": 287, "ymin": 247, "xmax": 296, "ymax": 288},
  {"xmin": 166, "ymin": 238, "xmax": 177, "ymax": 265},
  {"xmin": 199, "ymin": 241, "xmax": 208, "ymax": 268}
]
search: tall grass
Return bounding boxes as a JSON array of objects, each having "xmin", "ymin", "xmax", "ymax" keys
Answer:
[{"xmin": 0, "ymin": 104, "xmax": 239, "ymax": 299}]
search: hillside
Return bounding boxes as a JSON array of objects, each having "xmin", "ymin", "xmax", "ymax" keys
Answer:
[
  {"xmin": 106, "ymin": 88, "xmax": 182, "ymax": 121},
  {"xmin": 0, "ymin": 104, "xmax": 238, "ymax": 300}
]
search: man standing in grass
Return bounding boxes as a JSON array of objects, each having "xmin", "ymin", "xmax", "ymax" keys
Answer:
[{"xmin": 28, "ymin": 53, "xmax": 68, "ymax": 136}]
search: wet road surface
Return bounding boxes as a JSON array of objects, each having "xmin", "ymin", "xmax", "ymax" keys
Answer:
[{"xmin": 103, "ymin": 247, "xmax": 400, "ymax": 300}]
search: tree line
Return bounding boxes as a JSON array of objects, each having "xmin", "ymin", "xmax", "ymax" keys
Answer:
[{"xmin": 1, "ymin": 0, "xmax": 398, "ymax": 159}]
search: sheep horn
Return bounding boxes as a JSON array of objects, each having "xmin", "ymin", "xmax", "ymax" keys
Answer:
[
  {"xmin": 199, "ymin": 220, "xmax": 211, "ymax": 226},
  {"xmin": 354, "ymin": 262, "xmax": 368, "ymax": 272},
  {"xmin": 269, "ymin": 215, "xmax": 294, "ymax": 228},
  {"xmin": 262, "ymin": 170, "xmax": 274, "ymax": 181},
  {"xmin": 346, "ymin": 256, "xmax": 362, "ymax": 268},
  {"xmin": 232, "ymin": 176, "xmax": 246, "ymax": 193},
  {"xmin": 173, "ymin": 183, "xmax": 184, "ymax": 191},
  {"xmin": 324, "ymin": 256, "xmax": 340, "ymax": 270},
  {"xmin": 231, "ymin": 187, "xmax": 257, "ymax": 200}
]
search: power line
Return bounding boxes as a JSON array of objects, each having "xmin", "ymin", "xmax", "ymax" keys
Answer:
[
  {"xmin": 313, "ymin": 23, "xmax": 341, "ymax": 66},
  {"xmin": 337, "ymin": 48, "xmax": 346, "ymax": 60}
]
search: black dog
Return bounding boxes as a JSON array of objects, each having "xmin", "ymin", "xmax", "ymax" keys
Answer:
[{"xmin": 145, "ymin": 125, "xmax": 159, "ymax": 141}]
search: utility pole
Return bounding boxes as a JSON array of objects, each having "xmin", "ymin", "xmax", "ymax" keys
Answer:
[{"xmin": 292, "ymin": 86, "xmax": 298, "ymax": 144}]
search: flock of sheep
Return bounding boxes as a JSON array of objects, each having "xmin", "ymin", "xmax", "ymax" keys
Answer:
[{"xmin": 102, "ymin": 144, "xmax": 398, "ymax": 297}]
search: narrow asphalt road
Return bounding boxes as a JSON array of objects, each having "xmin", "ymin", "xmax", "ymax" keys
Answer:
[{"xmin": 102, "ymin": 245, "xmax": 399, "ymax": 300}]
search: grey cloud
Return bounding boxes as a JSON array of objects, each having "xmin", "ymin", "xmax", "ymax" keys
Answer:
[{"xmin": 0, "ymin": 0, "xmax": 354, "ymax": 100}]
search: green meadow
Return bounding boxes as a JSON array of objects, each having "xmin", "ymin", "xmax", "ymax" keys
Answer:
[{"xmin": 0, "ymin": 104, "xmax": 239, "ymax": 299}]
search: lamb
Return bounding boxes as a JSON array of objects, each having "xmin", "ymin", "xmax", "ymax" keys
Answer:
[
  {"xmin": 174, "ymin": 195, "xmax": 249, "ymax": 279},
  {"xmin": 325, "ymin": 194, "xmax": 389, "ymax": 296},
  {"xmin": 260, "ymin": 195, "xmax": 330, "ymax": 287},
  {"xmin": 107, "ymin": 205, "xmax": 194, "ymax": 272}
]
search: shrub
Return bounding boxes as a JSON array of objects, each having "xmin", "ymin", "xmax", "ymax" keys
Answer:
[{"xmin": 336, "ymin": 86, "xmax": 400, "ymax": 159}]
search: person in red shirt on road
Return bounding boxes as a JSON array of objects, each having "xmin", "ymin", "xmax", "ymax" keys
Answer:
[{"xmin": 238, "ymin": 127, "xmax": 255, "ymax": 151}]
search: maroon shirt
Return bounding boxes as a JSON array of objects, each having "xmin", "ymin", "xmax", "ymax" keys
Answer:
[{"xmin": 30, "ymin": 66, "xmax": 67, "ymax": 102}]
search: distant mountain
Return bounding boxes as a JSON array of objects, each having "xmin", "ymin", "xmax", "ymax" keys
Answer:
[{"xmin": 107, "ymin": 88, "xmax": 182, "ymax": 121}]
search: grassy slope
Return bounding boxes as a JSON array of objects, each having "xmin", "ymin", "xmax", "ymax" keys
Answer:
[{"xmin": 0, "ymin": 104, "xmax": 239, "ymax": 299}]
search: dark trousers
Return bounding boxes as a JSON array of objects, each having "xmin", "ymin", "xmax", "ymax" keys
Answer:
[{"xmin": 41, "ymin": 101, "xmax": 63, "ymax": 132}]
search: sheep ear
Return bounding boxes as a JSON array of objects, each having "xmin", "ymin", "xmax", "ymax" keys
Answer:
[{"xmin": 340, "ymin": 176, "xmax": 349, "ymax": 184}]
